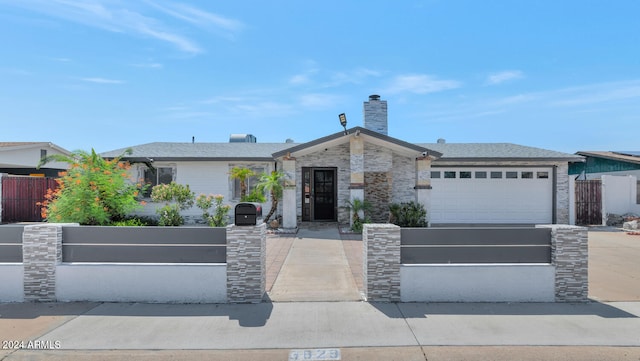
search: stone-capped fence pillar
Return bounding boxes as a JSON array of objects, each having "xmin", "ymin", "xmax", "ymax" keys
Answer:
[
  {"xmin": 537, "ymin": 224, "xmax": 588, "ymax": 302},
  {"xmin": 226, "ymin": 223, "xmax": 266, "ymax": 303},
  {"xmin": 363, "ymin": 223, "xmax": 401, "ymax": 302},
  {"xmin": 22, "ymin": 224, "xmax": 68, "ymax": 302}
]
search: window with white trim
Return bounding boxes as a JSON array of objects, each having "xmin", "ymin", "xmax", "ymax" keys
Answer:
[{"xmin": 232, "ymin": 166, "xmax": 265, "ymax": 200}]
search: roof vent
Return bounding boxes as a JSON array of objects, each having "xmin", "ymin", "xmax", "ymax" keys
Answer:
[
  {"xmin": 437, "ymin": 138, "xmax": 446, "ymax": 144},
  {"xmin": 285, "ymin": 138, "xmax": 294, "ymax": 143},
  {"xmin": 229, "ymin": 134, "xmax": 257, "ymax": 143},
  {"xmin": 369, "ymin": 94, "xmax": 380, "ymax": 101}
]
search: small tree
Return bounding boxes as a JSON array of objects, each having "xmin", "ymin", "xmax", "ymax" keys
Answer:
[
  {"xmin": 37, "ymin": 148, "xmax": 144, "ymax": 225},
  {"xmin": 345, "ymin": 197, "xmax": 372, "ymax": 233},
  {"xmin": 230, "ymin": 167, "xmax": 255, "ymax": 199},
  {"xmin": 255, "ymin": 170, "xmax": 285, "ymax": 224},
  {"xmin": 150, "ymin": 182, "xmax": 195, "ymax": 226}
]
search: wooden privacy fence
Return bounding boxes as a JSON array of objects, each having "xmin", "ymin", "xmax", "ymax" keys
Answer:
[
  {"xmin": 575, "ymin": 179, "xmax": 602, "ymax": 225},
  {"xmin": 1, "ymin": 176, "xmax": 57, "ymax": 223}
]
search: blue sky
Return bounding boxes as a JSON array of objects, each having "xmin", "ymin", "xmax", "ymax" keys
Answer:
[{"xmin": 1, "ymin": 1, "xmax": 639, "ymax": 154}]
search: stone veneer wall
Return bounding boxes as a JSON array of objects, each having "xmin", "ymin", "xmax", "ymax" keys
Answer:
[
  {"xmin": 555, "ymin": 163, "xmax": 570, "ymax": 224},
  {"xmin": 537, "ymin": 224, "xmax": 588, "ymax": 302},
  {"xmin": 392, "ymin": 153, "xmax": 415, "ymax": 203},
  {"xmin": 296, "ymin": 143, "xmax": 351, "ymax": 223},
  {"xmin": 363, "ymin": 223, "xmax": 401, "ymax": 302},
  {"xmin": 364, "ymin": 172, "xmax": 391, "ymax": 222},
  {"xmin": 362, "ymin": 144, "xmax": 415, "ymax": 212},
  {"xmin": 226, "ymin": 223, "xmax": 266, "ymax": 303},
  {"xmin": 22, "ymin": 224, "xmax": 66, "ymax": 302}
]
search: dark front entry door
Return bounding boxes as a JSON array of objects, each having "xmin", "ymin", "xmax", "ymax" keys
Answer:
[
  {"xmin": 302, "ymin": 167, "xmax": 337, "ymax": 221},
  {"xmin": 313, "ymin": 169, "xmax": 336, "ymax": 220}
]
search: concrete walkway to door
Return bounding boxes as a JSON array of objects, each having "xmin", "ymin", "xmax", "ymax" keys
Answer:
[{"xmin": 268, "ymin": 225, "xmax": 363, "ymax": 302}]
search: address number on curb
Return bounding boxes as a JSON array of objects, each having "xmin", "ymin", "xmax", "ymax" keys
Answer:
[{"xmin": 289, "ymin": 348, "xmax": 341, "ymax": 360}]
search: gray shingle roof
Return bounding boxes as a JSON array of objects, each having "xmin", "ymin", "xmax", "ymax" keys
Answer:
[
  {"xmin": 417, "ymin": 143, "xmax": 583, "ymax": 161},
  {"xmin": 101, "ymin": 141, "xmax": 582, "ymax": 162},
  {"xmin": 101, "ymin": 142, "xmax": 297, "ymax": 161}
]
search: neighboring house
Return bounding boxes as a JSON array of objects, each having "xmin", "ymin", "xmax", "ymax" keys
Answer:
[
  {"xmin": 0, "ymin": 142, "xmax": 71, "ymax": 223},
  {"xmin": 570, "ymin": 151, "xmax": 640, "ymax": 224},
  {"xmin": 102, "ymin": 95, "xmax": 583, "ymax": 227},
  {"xmin": 570, "ymin": 151, "xmax": 640, "ymax": 181},
  {"xmin": 0, "ymin": 142, "xmax": 71, "ymax": 177}
]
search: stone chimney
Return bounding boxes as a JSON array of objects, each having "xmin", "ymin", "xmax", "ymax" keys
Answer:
[{"xmin": 363, "ymin": 94, "xmax": 388, "ymax": 135}]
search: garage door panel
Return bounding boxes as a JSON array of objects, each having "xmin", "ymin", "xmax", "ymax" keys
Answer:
[{"xmin": 431, "ymin": 167, "xmax": 553, "ymax": 224}]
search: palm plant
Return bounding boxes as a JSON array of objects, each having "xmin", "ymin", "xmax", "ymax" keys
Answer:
[
  {"xmin": 345, "ymin": 197, "xmax": 372, "ymax": 232},
  {"xmin": 255, "ymin": 170, "xmax": 285, "ymax": 224},
  {"xmin": 230, "ymin": 167, "xmax": 255, "ymax": 199}
]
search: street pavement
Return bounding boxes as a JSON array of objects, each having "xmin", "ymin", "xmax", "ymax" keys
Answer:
[{"xmin": 1, "ymin": 228, "xmax": 640, "ymax": 360}]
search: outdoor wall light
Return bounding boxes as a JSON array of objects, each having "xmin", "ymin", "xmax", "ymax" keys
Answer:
[{"xmin": 338, "ymin": 113, "xmax": 347, "ymax": 135}]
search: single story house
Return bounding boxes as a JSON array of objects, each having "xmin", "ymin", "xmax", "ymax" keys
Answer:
[
  {"xmin": 570, "ymin": 151, "xmax": 640, "ymax": 181},
  {"xmin": 570, "ymin": 151, "xmax": 640, "ymax": 223},
  {"xmin": 0, "ymin": 142, "xmax": 70, "ymax": 177},
  {"xmin": 102, "ymin": 95, "xmax": 583, "ymax": 227}
]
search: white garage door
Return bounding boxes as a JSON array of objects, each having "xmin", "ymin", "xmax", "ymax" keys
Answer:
[{"xmin": 430, "ymin": 167, "xmax": 553, "ymax": 224}]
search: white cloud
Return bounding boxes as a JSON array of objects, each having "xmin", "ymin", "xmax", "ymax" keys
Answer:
[
  {"xmin": 81, "ymin": 77, "xmax": 124, "ymax": 84},
  {"xmin": 145, "ymin": 1, "xmax": 244, "ymax": 33},
  {"xmin": 486, "ymin": 70, "xmax": 524, "ymax": 85},
  {"xmin": 2, "ymin": 0, "xmax": 241, "ymax": 54},
  {"xmin": 232, "ymin": 101, "xmax": 295, "ymax": 117},
  {"xmin": 387, "ymin": 74, "xmax": 460, "ymax": 94},
  {"xmin": 298, "ymin": 93, "xmax": 342, "ymax": 108},
  {"xmin": 200, "ymin": 96, "xmax": 247, "ymax": 104},
  {"xmin": 131, "ymin": 62, "xmax": 163, "ymax": 69},
  {"xmin": 549, "ymin": 81, "xmax": 640, "ymax": 106},
  {"xmin": 289, "ymin": 74, "xmax": 310, "ymax": 85}
]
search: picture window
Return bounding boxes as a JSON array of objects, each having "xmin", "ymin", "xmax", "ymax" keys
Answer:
[{"xmin": 143, "ymin": 167, "xmax": 174, "ymax": 197}]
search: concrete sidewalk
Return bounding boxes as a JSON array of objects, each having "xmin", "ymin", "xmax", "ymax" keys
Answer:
[{"xmin": 1, "ymin": 300, "xmax": 640, "ymax": 360}]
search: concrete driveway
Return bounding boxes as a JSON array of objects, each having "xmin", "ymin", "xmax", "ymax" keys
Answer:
[{"xmin": 589, "ymin": 230, "xmax": 640, "ymax": 301}]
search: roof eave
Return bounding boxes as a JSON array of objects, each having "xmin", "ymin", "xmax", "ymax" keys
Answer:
[{"xmin": 434, "ymin": 157, "xmax": 585, "ymax": 163}]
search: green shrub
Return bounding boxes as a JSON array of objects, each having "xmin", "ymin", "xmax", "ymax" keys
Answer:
[
  {"xmin": 241, "ymin": 188, "xmax": 266, "ymax": 203},
  {"xmin": 37, "ymin": 149, "xmax": 144, "ymax": 225},
  {"xmin": 389, "ymin": 201, "xmax": 427, "ymax": 227},
  {"xmin": 151, "ymin": 182, "xmax": 195, "ymax": 226},
  {"xmin": 196, "ymin": 194, "xmax": 231, "ymax": 227},
  {"xmin": 111, "ymin": 218, "xmax": 148, "ymax": 227}
]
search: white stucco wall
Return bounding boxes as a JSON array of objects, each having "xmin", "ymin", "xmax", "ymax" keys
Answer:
[
  {"xmin": 400, "ymin": 264, "xmax": 555, "ymax": 302},
  {"xmin": 602, "ymin": 175, "xmax": 640, "ymax": 216},
  {"xmin": 0, "ymin": 264, "xmax": 24, "ymax": 302},
  {"xmin": 0, "ymin": 145, "xmax": 69, "ymax": 170},
  {"xmin": 56, "ymin": 263, "xmax": 227, "ymax": 303},
  {"xmin": 132, "ymin": 161, "xmax": 275, "ymax": 222}
]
